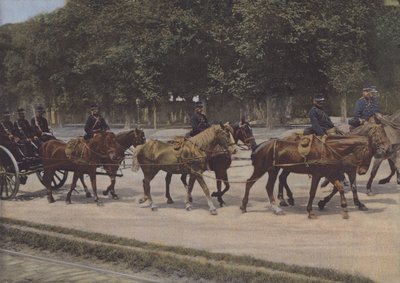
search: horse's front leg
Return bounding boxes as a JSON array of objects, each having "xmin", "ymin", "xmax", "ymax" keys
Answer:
[
  {"xmin": 366, "ymin": 158, "xmax": 383, "ymax": 195},
  {"xmin": 79, "ymin": 174, "xmax": 91, "ymax": 197},
  {"xmin": 378, "ymin": 158, "xmax": 396, "ymax": 185},
  {"xmin": 44, "ymin": 169, "xmax": 56, "ymax": 203},
  {"xmin": 348, "ymin": 171, "xmax": 367, "ymax": 210},
  {"xmin": 278, "ymin": 170, "xmax": 293, "ymax": 206},
  {"xmin": 165, "ymin": 173, "xmax": 174, "ymax": 204},
  {"xmin": 88, "ymin": 171, "xmax": 102, "ymax": 205},
  {"xmin": 307, "ymin": 175, "xmax": 321, "ymax": 219},
  {"xmin": 66, "ymin": 173, "xmax": 80, "ymax": 204},
  {"xmin": 195, "ymin": 175, "xmax": 217, "ymax": 215}
]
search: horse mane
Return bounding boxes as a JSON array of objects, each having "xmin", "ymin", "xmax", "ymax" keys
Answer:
[{"xmin": 189, "ymin": 125, "xmax": 220, "ymax": 148}]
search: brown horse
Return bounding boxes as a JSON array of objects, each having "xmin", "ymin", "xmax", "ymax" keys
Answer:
[
  {"xmin": 40, "ymin": 132, "xmax": 122, "ymax": 204},
  {"xmin": 165, "ymin": 121, "xmax": 254, "ymax": 207},
  {"xmin": 136, "ymin": 124, "xmax": 234, "ymax": 215},
  {"xmin": 78, "ymin": 128, "xmax": 146, "ymax": 199},
  {"xmin": 277, "ymin": 123, "xmax": 391, "ymax": 209},
  {"xmin": 240, "ymin": 135, "xmax": 374, "ymax": 219}
]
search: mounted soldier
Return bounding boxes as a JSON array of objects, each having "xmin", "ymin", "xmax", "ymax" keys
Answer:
[
  {"xmin": 84, "ymin": 104, "xmax": 110, "ymax": 139},
  {"xmin": 14, "ymin": 108, "xmax": 40, "ymax": 157},
  {"xmin": 31, "ymin": 105, "xmax": 55, "ymax": 142},
  {"xmin": 0, "ymin": 110, "xmax": 24, "ymax": 161},
  {"xmin": 189, "ymin": 101, "xmax": 210, "ymax": 137},
  {"xmin": 348, "ymin": 85, "xmax": 380, "ymax": 129},
  {"xmin": 303, "ymin": 94, "xmax": 339, "ymax": 136}
]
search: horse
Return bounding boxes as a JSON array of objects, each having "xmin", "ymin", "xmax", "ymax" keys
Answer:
[
  {"xmin": 277, "ymin": 123, "xmax": 391, "ymax": 209},
  {"xmin": 40, "ymin": 132, "xmax": 123, "ymax": 204},
  {"xmin": 78, "ymin": 128, "xmax": 146, "ymax": 199},
  {"xmin": 364, "ymin": 112, "xmax": 400, "ymax": 195},
  {"xmin": 164, "ymin": 121, "xmax": 254, "ymax": 207},
  {"xmin": 136, "ymin": 124, "xmax": 234, "ymax": 215},
  {"xmin": 240, "ymin": 135, "xmax": 374, "ymax": 219}
]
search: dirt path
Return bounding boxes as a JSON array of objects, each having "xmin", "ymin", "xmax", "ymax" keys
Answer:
[{"xmin": 1, "ymin": 127, "xmax": 399, "ymax": 282}]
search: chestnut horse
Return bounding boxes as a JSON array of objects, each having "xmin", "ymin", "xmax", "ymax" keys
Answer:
[
  {"xmin": 78, "ymin": 128, "xmax": 146, "ymax": 199},
  {"xmin": 40, "ymin": 132, "xmax": 122, "ymax": 204},
  {"xmin": 136, "ymin": 124, "xmax": 234, "ymax": 215},
  {"xmin": 277, "ymin": 123, "xmax": 391, "ymax": 209},
  {"xmin": 240, "ymin": 135, "xmax": 374, "ymax": 219},
  {"xmin": 164, "ymin": 121, "xmax": 254, "ymax": 207}
]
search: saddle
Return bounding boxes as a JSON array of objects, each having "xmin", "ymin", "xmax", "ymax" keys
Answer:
[
  {"xmin": 297, "ymin": 135, "xmax": 314, "ymax": 159},
  {"xmin": 168, "ymin": 136, "xmax": 187, "ymax": 150},
  {"xmin": 65, "ymin": 137, "xmax": 90, "ymax": 164}
]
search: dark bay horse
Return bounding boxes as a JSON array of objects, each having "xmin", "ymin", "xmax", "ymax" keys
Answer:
[
  {"xmin": 136, "ymin": 124, "xmax": 233, "ymax": 215},
  {"xmin": 277, "ymin": 123, "xmax": 391, "ymax": 209},
  {"xmin": 164, "ymin": 121, "xmax": 254, "ymax": 207},
  {"xmin": 240, "ymin": 135, "xmax": 374, "ymax": 219},
  {"xmin": 78, "ymin": 128, "xmax": 146, "ymax": 199},
  {"xmin": 40, "ymin": 132, "xmax": 122, "ymax": 204}
]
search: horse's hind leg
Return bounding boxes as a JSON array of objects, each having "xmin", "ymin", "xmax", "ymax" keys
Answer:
[
  {"xmin": 66, "ymin": 173, "xmax": 80, "ymax": 204},
  {"xmin": 165, "ymin": 173, "xmax": 174, "ymax": 204},
  {"xmin": 140, "ymin": 171, "xmax": 158, "ymax": 211},
  {"xmin": 366, "ymin": 158, "xmax": 383, "ymax": 195},
  {"xmin": 348, "ymin": 172, "xmax": 367, "ymax": 210},
  {"xmin": 79, "ymin": 174, "xmax": 91, "ymax": 197},
  {"xmin": 196, "ymin": 175, "xmax": 217, "ymax": 215},
  {"xmin": 213, "ymin": 169, "xmax": 229, "ymax": 207},
  {"xmin": 278, "ymin": 170, "xmax": 293, "ymax": 206},
  {"xmin": 378, "ymin": 158, "xmax": 396, "ymax": 185},
  {"xmin": 327, "ymin": 176, "xmax": 349, "ymax": 219},
  {"xmin": 265, "ymin": 168, "xmax": 283, "ymax": 215},
  {"xmin": 88, "ymin": 172, "xmax": 102, "ymax": 205},
  {"xmin": 306, "ymin": 175, "xmax": 321, "ymax": 219}
]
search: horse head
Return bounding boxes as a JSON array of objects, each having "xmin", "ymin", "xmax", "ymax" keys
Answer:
[
  {"xmin": 350, "ymin": 137, "xmax": 374, "ymax": 175},
  {"xmin": 234, "ymin": 121, "xmax": 256, "ymax": 150},
  {"xmin": 133, "ymin": 128, "xmax": 146, "ymax": 147},
  {"xmin": 216, "ymin": 123, "xmax": 236, "ymax": 154},
  {"xmin": 90, "ymin": 132, "xmax": 123, "ymax": 162}
]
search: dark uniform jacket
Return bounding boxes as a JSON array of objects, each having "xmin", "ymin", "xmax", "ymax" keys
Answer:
[
  {"xmin": 190, "ymin": 112, "xmax": 210, "ymax": 136},
  {"xmin": 0, "ymin": 120, "xmax": 17, "ymax": 137},
  {"xmin": 307, "ymin": 106, "xmax": 334, "ymax": 136},
  {"xmin": 0, "ymin": 120, "xmax": 24, "ymax": 160},
  {"xmin": 348, "ymin": 97, "xmax": 380, "ymax": 128},
  {"xmin": 84, "ymin": 114, "xmax": 110, "ymax": 138},
  {"xmin": 14, "ymin": 118, "xmax": 36, "ymax": 139},
  {"xmin": 31, "ymin": 116, "xmax": 50, "ymax": 135}
]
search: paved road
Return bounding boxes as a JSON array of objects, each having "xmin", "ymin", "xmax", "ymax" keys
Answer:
[{"xmin": 0, "ymin": 249, "xmax": 161, "ymax": 283}]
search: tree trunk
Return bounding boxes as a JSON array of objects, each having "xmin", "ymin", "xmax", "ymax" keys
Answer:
[
  {"xmin": 57, "ymin": 108, "xmax": 64, "ymax": 128},
  {"xmin": 265, "ymin": 96, "xmax": 274, "ymax": 129},
  {"xmin": 340, "ymin": 93, "xmax": 347, "ymax": 123},
  {"xmin": 124, "ymin": 109, "xmax": 132, "ymax": 129},
  {"xmin": 153, "ymin": 101, "xmax": 157, "ymax": 130}
]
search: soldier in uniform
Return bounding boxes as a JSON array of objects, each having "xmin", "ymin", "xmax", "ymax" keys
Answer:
[
  {"xmin": 0, "ymin": 110, "xmax": 24, "ymax": 160},
  {"xmin": 31, "ymin": 105, "xmax": 55, "ymax": 142},
  {"xmin": 189, "ymin": 101, "xmax": 210, "ymax": 137},
  {"xmin": 303, "ymin": 94, "xmax": 336, "ymax": 136},
  {"xmin": 14, "ymin": 108, "xmax": 40, "ymax": 156},
  {"xmin": 84, "ymin": 104, "xmax": 110, "ymax": 139},
  {"xmin": 348, "ymin": 85, "xmax": 380, "ymax": 129}
]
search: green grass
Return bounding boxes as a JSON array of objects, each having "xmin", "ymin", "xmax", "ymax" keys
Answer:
[{"xmin": 0, "ymin": 217, "xmax": 374, "ymax": 283}]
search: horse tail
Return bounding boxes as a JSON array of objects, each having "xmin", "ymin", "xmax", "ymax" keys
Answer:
[{"xmin": 131, "ymin": 144, "xmax": 144, "ymax": 172}]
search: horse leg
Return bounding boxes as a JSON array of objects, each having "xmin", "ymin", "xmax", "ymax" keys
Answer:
[
  {"xmin": 66, "ymin": 173, "xmax": 80, "ymax": 204},
  {"xmin": 317, "ymin": 186, "xmax": 338, "ymax": 210},
  {"xmin": 187, "ymin": 174, "xmax": 195, "ymax": 203},
  {"xmin": 266, "ymin": 168, "xmax": 283, "ymax": 215},
  {"xmin": 378, "ymin": 158, "xmax": 396, "ymax": 185},
  {"xmin": 88, "ymin": 171, "xmax": 102, "ymax": 205},
  {"xmin": 195, "ymin": 175, "xmax": 217, "ymax": 215},
  {"xmin": 44, "ymin": 169, "xmax": 56, "ymax": 203},
  {"xmin": 306, "ymin": 175, "xmax": 321, "ymax": 219},
  {"xmin": 165, "ymin": 173, "xmax": 174, "ymax": 204},
  {"xmin": 213, "ymin": 170, "xmax": 228, "ymax": 207},
  {"xmin": 278, "ymin": 170, "xmax": 289, "ymax": 206},
  {"xmin": 79, "ymin": 175, "xmax": 91, "ymax": 197},
  {"xmin": 348, "ymin": 171, "xmax": 367, "ymax": 211},
  {"xmin": 366, "ymin": 158, "xmax": 383, "ymax": 195},
  {"xmin": 327, "ymin": 176, "xmax": 349, "ymax": 219},
  {"xmin": 141, "ymin": 171, "xmax": 158, "ymax": 211},
  {"xmin": 240, "ymin": 166, "xmax": 268, "ymax": 213}
]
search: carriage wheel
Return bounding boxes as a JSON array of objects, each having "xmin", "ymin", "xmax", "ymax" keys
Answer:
[
  {"xmin": 37, "ymin": 169, "xmax": 68, "ymax": 190},
  {"xmin": 0, "ymin": 145, "xmax": 20, "ymax": 200}
]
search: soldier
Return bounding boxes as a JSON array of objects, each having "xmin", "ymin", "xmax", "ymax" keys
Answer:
[
  {"xmin": 0, "ymin": 110, "xmax": 24, "ymax": 160},
  {"xmin": 189, "ymin": 101, "xmax": 210, "ymax": 137},
  {"xmin": 14, "ymin": 108, "xmax": 40, "ymax": 156},
  {"xmin": 84, "ymin": 104, "xmax": 110, "ymax": 139},
  {"xmin": 31, "ymin": 105, "xmax": 55, "ymax": 141},
  {"xmin": 303, "ymin": 94, "xmax": 336, "ymax": 136},
  {"xmin": 348, "ymin": 85, "xmax": 380, "ymax": 129}
]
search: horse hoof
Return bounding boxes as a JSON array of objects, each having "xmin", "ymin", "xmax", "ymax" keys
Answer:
[
  {"xmin": 86, "ymin": 192, "xmax": 92, "ymax": 198},
  {"xmin": 240, "ymin": 206, "xmax": 247, "ymax": 213},
  {"xmin": 102, "ymin": 190, "xmax": 108, "ymax": 196},
  {"xmin": 308, "ymin": 213, "xmax": 317, "ymax": 219},
  {"xmin": 65, "ymin": 199, "xmax": 71, "ymax": 205},
  {"xmin": 47, "ymin": 196, "xmax": 56, "ymax": 203},
  {"xmin": 185, "ymin": 205, "xmax": 191, "ymax": 211},
  {"xmin": 279, "ymin": 200, "xmax": 288, "ymax": 207},
  {"xmin": 167, "ymin": 199, "xmax": 174, "ymax": 204},
  {"xmin": 366, "ymin": 190, "xmax": 375, "ymax": 196},
  {"xmin": 358, "ymin": 205, "xmax": 368, "ymax": 211},
  {"xmin": 288, "ymin": 199, "xmax": 295, "ymax": 206},
  {"xmin": 112, "ymin": 194, "xmax": 119, "ymax": 200},
  {"xmin": 151, "ymin": 206, "xmax": 158, "ymax": 211},
  {"xmin": 209, "ymin": 209, "xmax": 218, "ymax": 215},
  {"xmin": 317, "ymin": 200, "xmax": 326, "ymax": 210},
  {"xmin": 342, "ymin": 211, "xmax": 349, "ymax": 219},
  {"xmin": 211, "ymin": 192, "xmax": 219, "ymax": 197},
  {"xmin": 378, "ymin": 179, "xmax": 388, "ymax": 185},
  {"xmin": 139, "ymin": 197, "xmax": 147, "ymax": 204}
]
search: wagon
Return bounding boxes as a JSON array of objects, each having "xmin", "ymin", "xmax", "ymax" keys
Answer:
[{"xmin": 0, "ymin": 145, "xmax": 68, "ymax": 200}]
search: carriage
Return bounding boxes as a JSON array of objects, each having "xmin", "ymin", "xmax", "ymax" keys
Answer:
[{"xmin": 0, "ymin": 145, "xmax": 68, "ymax": 200}]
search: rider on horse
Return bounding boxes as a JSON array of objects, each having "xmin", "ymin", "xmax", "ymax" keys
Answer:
[
  {"xmin": 304, "ymin": 94, "xmax": 338, "ymax": 136},
  {"xmin": 189, "ymin": 101, "xmax": 210, "ymax": 137},
  {"xmin": 84, "ymin": 104, "xmax": 110, "ymax": 139},
  {"xmin": 348, "ymin": 85, "xmax": 380, "ymax": 129}
]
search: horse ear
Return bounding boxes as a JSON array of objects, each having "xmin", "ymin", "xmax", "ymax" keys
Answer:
[{"xmin": 219, "ymin": 122, "xmax": 225, "ymax": 129}]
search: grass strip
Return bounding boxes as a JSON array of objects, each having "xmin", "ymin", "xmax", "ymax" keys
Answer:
[{"xmin": 0, "ymin": 217, "xmax": 374, "ymax": 283}]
